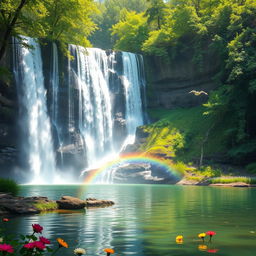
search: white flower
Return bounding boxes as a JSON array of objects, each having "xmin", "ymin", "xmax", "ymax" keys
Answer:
[
  {"xmin": 0, "ymin": 237, "xmax": 3, "ymax": 243},
  {"xmin": 74, "ymin": 248, "xmax": 86, "ymax": 255}
]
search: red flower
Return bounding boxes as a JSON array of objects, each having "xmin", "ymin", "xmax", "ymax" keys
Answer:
[
  {"xmin": 0, "ymin": 244, "xmax": 14, "ymax": 253},
  {"xmin": 23, "ymin": 243, "xmax": 34, "ymax": 249},
  {"xmin": 207, "ymin": 249, "xmax": 219, "ymax": 253},
  {"xmin": 39, "ymin": 236, "xmax": 51, "ymax": 244},
  {"xmin": 33, "ymin": 241, "xmax": 46, "ymax": 250},
  {"xmin": 2, "ymin": 218, "xmax": 9, "ymax": 222},
  {"xmin": 206, "ymin": 231, "xmax": 216, "ymax": 236},
  {"xmin": 23, "ymin": 241, "xmax": 46, "ymax": 250},
  {"xmin": 32, "ymin": 224, "xmax": 43, "ymax": 233}
]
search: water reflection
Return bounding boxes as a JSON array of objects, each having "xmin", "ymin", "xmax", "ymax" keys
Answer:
[{"xmin": 4, "ymin": 185, "xmax": 254, "ymax": 256}]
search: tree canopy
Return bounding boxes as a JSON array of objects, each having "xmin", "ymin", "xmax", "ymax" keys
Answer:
[{"xmin": 0, "ymin": 0, "xmax": 96, "ymax": 61}]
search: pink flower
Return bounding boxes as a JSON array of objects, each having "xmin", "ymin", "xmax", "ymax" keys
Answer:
[
  {"xmin": 39, "ymin": 236, "xmax": 51, "ymax": 244},
  {"xmin": 23, "ymin": 243, "xmax": 34, "ymax": 249},
  {"xmin": 32, "ymin": 224, "xmax": 43, "ymax": 233},
  {"xmin": 0, "ymin": 244, "xmax": 14, "ymax": 253},
  {"xmin": 23, "ymin": 241, "xmax": 46, "ymax": 250},
  {"xmin": 33, "ymin": 241, "xmax": 46, "ymax": 250}
]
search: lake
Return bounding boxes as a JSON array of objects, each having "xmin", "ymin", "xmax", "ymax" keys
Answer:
[{"xmin": 4, "ymin": 185, "xmax": 256, "ymax": 256}]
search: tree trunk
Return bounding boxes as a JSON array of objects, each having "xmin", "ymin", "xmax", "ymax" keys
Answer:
[{"xmin": 0, "ymin": 0, "xmax": 28, "ymax": 62}]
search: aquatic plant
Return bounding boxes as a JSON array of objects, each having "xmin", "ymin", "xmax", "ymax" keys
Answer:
[
  {"xmin": 175, "ymin": 235, "xmax": 183, "ymax": 244},
  {"xmin": 0, "ymin": 178, "xmax": 20, "ymax": 196},
  {"xmin": 206, "ymin": 231, "xmax": 216, "ymax": 242},
  {"xmin": 198, "ymin": 233, "xmax": 206, "ymax": 242}
]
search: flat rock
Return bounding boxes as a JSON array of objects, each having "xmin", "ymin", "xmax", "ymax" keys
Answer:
[
  {"xmin": 56, "ymin": 196, "xmax": 86, "ymax": 209},
  {"xmin": 85, "ymin": 198, "xmax": 114, "ymax": 207}
]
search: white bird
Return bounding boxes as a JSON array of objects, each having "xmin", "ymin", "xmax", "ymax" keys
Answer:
[{"xmin": 189, "ymin": 90, "xmax": 208, "ymax": 96}]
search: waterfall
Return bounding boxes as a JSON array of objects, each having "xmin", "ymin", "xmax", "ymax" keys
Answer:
[
  {"xmin": 13, "ymin": 37, "xmax": 56, "ymax": 184},
  {"xmin": 69, "ymin": 46, "xmax": 115, "ymax": 168},
  {"xmin": 122, "ymin": 52, "xmax": 144, "ymax": 147},
  {"xmin": 13, "ymin": 38, "xmax": 146, "ymax": 184}
]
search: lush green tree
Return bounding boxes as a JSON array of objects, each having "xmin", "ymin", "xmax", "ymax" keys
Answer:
[
  {"xmin": 42, "ymin": 0, "xmax": 97, "ymax": 49},
  {"xmin": 112, "ymin": 11, "xmax": 149, "ymax": 52},
  {"xmin": 0, "ymin": 0, "xmax": 47, "ymax": 61},
  {"xmin": 145, "ymin": 0, "xmax": 167, "ymax": 30},
  {"xmin": 0, "ymin": 0, "xmax": 96, "ymax": 62},
  {"xmin": 90, "ymin": 0, "xmax": 149, "ymax": 49}
]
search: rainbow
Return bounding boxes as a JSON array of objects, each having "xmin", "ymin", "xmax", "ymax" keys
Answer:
[{"xmin": 81, "ymin": 152, "xmax": 181, "ymax": 184}]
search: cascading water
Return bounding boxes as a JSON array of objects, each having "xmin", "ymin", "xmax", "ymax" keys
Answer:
[
  {"xmin": 122, "ymin": 52, "xmax": 144, "ymax": 147},
  {"xmin": 13, "ymin": 37, "xmax": 56, "ymax": 184},
  {"xmin": 13, "ymin": 38, "xmax": 146, "ymax": 184},
  {"xmin": 69, "ymin": 46, "xmax": 115, "ymax": 168}
]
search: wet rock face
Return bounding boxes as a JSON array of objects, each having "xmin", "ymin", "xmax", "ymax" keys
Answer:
[
  {"xmin": 113, "ymin": 163, "xmax": 180, "ymax": 184},
  {"xmin": 144, "ymin": 51, "xmax": 220, "ymax": 109}
]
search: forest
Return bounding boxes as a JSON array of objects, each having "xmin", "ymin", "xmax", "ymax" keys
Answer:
[{"xmin": 1, "ymin": 0, "xmax": 256, "ymax": 173}]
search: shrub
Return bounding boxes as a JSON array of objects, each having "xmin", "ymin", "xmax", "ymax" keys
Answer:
[
  {"xmin": 246, "ymin": 163, "xmax": 256, "ymax": 174},
  {"xmin": 171, "ymin": 161, "xmax": 188, "ymax": 175},
  {"xmin": 210, "ymin": 177, "xmax": 256, "ymax": 184},
  {"xmin": 198, "ymin": 166, "xmax": 221, "ymax": 178},
  {"xmin": 33, "ymin": 201, "xmax": 58, "ymax": 211},
  {"xmin": 0, "ymin": 178, "xmax": 19, "ymax": 196}
]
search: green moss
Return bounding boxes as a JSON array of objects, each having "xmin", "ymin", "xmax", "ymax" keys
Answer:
[
  {"xmin": 33, "ymin": 201, "xmax": 58, "ymax": 211},
  {"xmin": 0, "ymin": 178, "xmax": 20, "ymax": 196}
]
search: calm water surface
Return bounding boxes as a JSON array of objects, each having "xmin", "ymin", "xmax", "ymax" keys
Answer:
[{"xmin": 5, "ymin": 185, "xmax": 256, "ymax": 256}]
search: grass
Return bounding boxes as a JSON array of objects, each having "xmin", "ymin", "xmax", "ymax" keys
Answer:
[
  {"xmin": 209, "ymin": 177, "xmax": 256, "ymax": 184},
  {"xmin": 143, "ymin": 106, "xmax": 229, "ymax": 163},
  {"xmin": 0, "ymin": 178, "xmax": 20, "ymax": 196},
  {"xmin": 33, "ymin": 201, "xmax": 58, "ymax": 211}
]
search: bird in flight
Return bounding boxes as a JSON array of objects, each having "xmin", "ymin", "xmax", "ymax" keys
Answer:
[{"xmin": 189, "ymin": 90, "xmax": 208, "ymax": 96}]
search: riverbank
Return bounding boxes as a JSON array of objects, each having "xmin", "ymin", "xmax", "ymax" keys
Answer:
[
  {"xmin": 177, "ymin": 177, "xmax": 256, "ymax": 187},
  {"xmin": 0, "ymin": 194, "xmax": 114, "ymax": 215}
]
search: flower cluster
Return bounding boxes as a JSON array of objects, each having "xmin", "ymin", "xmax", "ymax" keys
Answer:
[
  {"xmin": 0, "ymin": 219, "xmax": 71, "ymax": 256},
  {"xmin": 176, "ymin": 231, "xmax": 218, "ymax": 253}
]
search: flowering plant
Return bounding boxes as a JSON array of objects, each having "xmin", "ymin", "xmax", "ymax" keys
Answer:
[{"xmin": 0, "ymin": 218, "xmax": 70, "ymax": 256}]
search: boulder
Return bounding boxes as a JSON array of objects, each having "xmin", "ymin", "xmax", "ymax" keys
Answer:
[
  {"xmin": 85, "ymin": 198, "xmax": 114, "ymax": 207},
  {"xmin": 56, "ymin": 196, "xmax": 86, "ymax": 209}
]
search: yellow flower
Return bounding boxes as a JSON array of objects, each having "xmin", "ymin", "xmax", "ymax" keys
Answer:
[
  {"xmin": 57, "ymin": 238, "xmax": 68, "ymax": 248},
  {"xmin": 198, "ymin": 244, "xmax": 208, "ymax": 251},
  {"xmin": 176, "ymin": 235, "xmax": 183, "ymax": 244},
  {"xmin": 198, "ymin": 233, "xmax": 206, "ymax": 238}
]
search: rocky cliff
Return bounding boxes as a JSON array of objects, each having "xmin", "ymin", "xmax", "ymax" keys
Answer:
[{"xmin": 144, "ymin": 50, "xmax": 220, "ymax": 109}]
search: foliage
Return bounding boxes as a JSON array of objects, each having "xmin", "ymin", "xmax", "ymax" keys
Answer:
[
  {"xmin": 112, "ymin": 11, "xmax": 149, "ymax": 52},
  {"xmin": 210, "ymin": 177, "xmax": 256, "ymax": 184},
  {"xmin": 0, "ymin": 0, "xmax": 96, "ymax": 61},
  {"xmin": 33, "ymin": 201, "xmax": 58, "ymax": 211},
  {"xmin": 147, "ymin": 106, "xmax": 228, "ymax": 163},
  {"xmin": 89, "ymin": 0, "xmax": 149, "ymax": 49},
  {"xmin": 0, "ymin": 178, "xmax": 19, "ymax": 196},
  {"xmin": 171, "ymin": 161, "xmax": 191, "ymax": 175},
  {"xmin": 0, "ymin": 221, "xmax": 64, "ymax": 255},
  {"xmin": 196, "ymin": 166, "xmax": 221, "ymax": 178},
  {"xmin": 246, "ymin": 162, "xmax": 256, "ymax": 175},
  {"xmin": 144, "ymin": 0, "xmax": 167, "ymax": 30}
]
